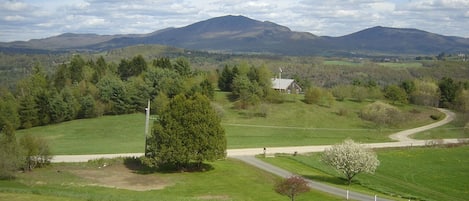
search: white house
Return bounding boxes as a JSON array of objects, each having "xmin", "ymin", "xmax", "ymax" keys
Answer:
[{"xmin": 271, "ymin": 78, "xmax": 302, "ymax": 94}]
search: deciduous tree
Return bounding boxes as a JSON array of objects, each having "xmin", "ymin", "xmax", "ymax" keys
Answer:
[
  {"xmin": 360, "ymin": 101, "xmax": 403, "ymax": 129},
  {"xmin": 384, "ymin": 85, "xmax": 408, "ymax": 104},
  {"xmin": 275, "ymin": 176, "xmax": 310, "ymax": 201},
  {"xmin": 322, "ymin": 139, "xmax": 379, "ymax": 185},
  {"xmin": 19, "ymin": 134, "xmax": 51, "ymax": 171}
]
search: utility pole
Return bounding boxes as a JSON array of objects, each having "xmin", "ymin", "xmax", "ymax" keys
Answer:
[
  {"xmin": 278, "ymin": 67, "xmax": 282, "ymax": 92},
  {"xmin": 144, "ymin": 99, "xmax": 150, "ymax": 156}
]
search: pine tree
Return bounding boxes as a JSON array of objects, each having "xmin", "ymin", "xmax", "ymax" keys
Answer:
[{"xmin": 147, "ymin": 93, "xmax": 226, "ymax": 170}]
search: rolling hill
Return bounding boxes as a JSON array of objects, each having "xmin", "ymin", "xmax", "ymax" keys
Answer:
[{"xmin": 1, "ymin": 15, "xmax": 468, "ymax": 56}]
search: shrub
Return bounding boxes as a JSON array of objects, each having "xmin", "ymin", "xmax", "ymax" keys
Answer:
[{"xmin": 360, "ymin": 101, "xmax": 403, "ymax": 129}]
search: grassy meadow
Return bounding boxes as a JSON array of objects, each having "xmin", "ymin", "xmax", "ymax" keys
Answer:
[
  {"xmin": 15, "ymin": 92, "xmax": 443, "ymax": 154},
  {"xmin": 5, "ymin": 92, "xmax": 465, "ymax": 201},
  {"xmin": 0, "ymin": 158, "xmax": 344, "ymax": 201},
  {"xmin": 262, "ymin": 145, "xmax": 469, "ymax": 201}
]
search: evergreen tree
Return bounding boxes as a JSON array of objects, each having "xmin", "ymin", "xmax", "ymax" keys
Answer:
[
  {"xmin": 218, "ymin": 65, "xmax": 235, "ymax": 92},
  {"xmin": 439, "ymin": 77, "xmax": 461, "ymax": 108},
  {"xmin": 97, "ymin": 74, "xmax": 129, "ymax": 114},
  {"xmin": 0, "ymin": 88, "xmax": 20, "ymax": 129},
  {"xmin": 153, "ymin": 57, "xmax": 172, "ymax": 69},
  {"xmin": 0, "ymin": 123, "xmax": 23, "ymax": 179},
  {"xmin": 147, "ymin": 93, "xmax": 226, "ymax": 170},
  {"xmin": 18, "ymin": 95, "xmax": 38, "ymax": 128},
  {"xmin": 173, "ymin": 57, "xmax": 191, "ymax": 76},
  {"xmin": 69, "ymin": 55, "xmax": 85, "ymax": 83}
]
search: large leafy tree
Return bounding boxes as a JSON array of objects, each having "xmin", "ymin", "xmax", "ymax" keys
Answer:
[
  {"xmin": 147, "ymin": 93, "xmax": 226, "ymax": 170},
  {"xmin": 384, "ymin": 84, "xmax": 408, "ymax": 104},
  {"xmin": 411, "ymin": 79, "xmax": 440, "ymax": 107},
  {"xmin": 322, "ymin": 139, "xmax": 380, "ymax": 185}
]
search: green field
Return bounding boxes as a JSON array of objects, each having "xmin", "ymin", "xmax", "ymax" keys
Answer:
[
  {"xmin": 0, "ymin": 158, "xmax": 344, "ymax": 201},
  {"xmin": 413, "ymin": 112, "xmax": 468, "ymax": 140},
  {"xmin": 262, "ymin": 145, "xmax": 469, "ymax": 201},
  {"xmin": 15, "ymin": 93, "xmax": 442, "ymax": 154}
]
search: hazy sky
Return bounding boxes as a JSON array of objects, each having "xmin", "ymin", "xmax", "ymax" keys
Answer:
[{"xmin": 1, "ymin": 0, "xmax": 468, "ymax": 42}]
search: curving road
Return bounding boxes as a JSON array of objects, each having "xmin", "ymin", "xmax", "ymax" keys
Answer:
[
  {"xmin": 51, "ymin": 108, "xmax": 464, "ymax": 201},
  {"xmin": 389, "ymin": 108, "xmax": 455, "ymax": 142}
]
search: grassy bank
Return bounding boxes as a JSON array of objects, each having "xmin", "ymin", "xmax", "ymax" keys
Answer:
[
  {"xmin": 16, "ymin": 93, "xmax": 442, "ymax": 155},
  {"xmin": 261, "ymin": 145, "xmax": 469, "ymax": 201},
  {"xmin": 0, "ymin": 158, "xmax": 344, "ymax": 201}
]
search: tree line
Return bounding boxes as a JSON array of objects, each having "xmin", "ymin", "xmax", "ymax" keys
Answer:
[
  {"xmin": 1, "ymin": 53, "xmax": 468, "ymax": 173},
  {"xmin": 0, "ymin": 54, "xmax": 223, "ymax": 175}
]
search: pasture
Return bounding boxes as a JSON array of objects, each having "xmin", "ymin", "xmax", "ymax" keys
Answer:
[
  {"xmin": 262, "ymin": 145, "xmax": 469, "ymax": 201},
  {"xmin": 0, "ymin": 158, "xmax": 344, "ymax": 201},
  {"xmin": 15, "ymin": 94, "xmax": 442, "ymax": 154}
]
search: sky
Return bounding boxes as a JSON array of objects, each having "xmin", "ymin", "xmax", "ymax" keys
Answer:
[{"xmin": 1, "ymin": 0, "xmax": 469, "ymax": 42}]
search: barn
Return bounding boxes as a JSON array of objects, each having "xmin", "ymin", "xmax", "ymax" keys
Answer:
[{"xmin": 271, "ymin": 78, "xmax": 302, "ymax": 94}]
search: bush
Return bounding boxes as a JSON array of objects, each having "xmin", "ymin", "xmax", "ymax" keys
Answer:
[
  {"xmin": 20, "ymin": 134, "xmax": 52, "ymax": 171},
  {"xmin": 337, "ymin": 108, "xmax": 349, "ymax": 116},
  {"xmin": 430, "ymin": 114, "xmax": 442, "ymax": 120},
  {"xmin": 360, "ymin": 101, "xmax": 403, "ymax": 129}
]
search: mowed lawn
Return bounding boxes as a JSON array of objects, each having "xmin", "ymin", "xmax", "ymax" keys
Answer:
[
  {"xmin": 16, "ymin": 93, "xmax": 443, "ymax": 154},
  {"xmin": 262, "ymin": 145, "xmax": 469, "ymax": 201},
  {"xmin": 0, "ymin": 158, "xmax": 344, "ymax": 201}
]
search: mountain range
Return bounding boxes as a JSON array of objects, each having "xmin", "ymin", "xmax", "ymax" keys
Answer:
[{"xmin": 1, "ymin": 15, "xmax": 469, "ymax": 56}]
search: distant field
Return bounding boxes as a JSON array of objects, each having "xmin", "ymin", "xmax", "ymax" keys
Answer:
[
  {"xmin": 377, "ymin": 62, "xmax": 423, "ymax": 68},
  {"xmin": 16, "ymin": 93, "xmax": 442, "ymax": 155},
  {"xmin": 323, "ymin": 59, "xmax": 424, "ymax": 68},
  {"xmin": 0, "ymin": 158, "xmax": 343, "ymax": 201},
  {"xmin": 413, "ymin": 112, "xmax": 469, "ymax": 139},
  {"xmin": 323, "ymin": 60, "xmax": 363, "ymax": 66},
  {"xmin": 262, "ymin": 145, "xmax": 469, "ymax": 201}
]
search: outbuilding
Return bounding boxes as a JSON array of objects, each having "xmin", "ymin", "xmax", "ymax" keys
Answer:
[{"xmin": 271, "ymin": 78, "xmax": 302, "ymax": 94}]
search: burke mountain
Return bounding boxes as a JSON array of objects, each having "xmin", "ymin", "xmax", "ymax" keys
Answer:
[{"xmin": 1, "ymin": 15, "xmax": 468, "ymax": 56}]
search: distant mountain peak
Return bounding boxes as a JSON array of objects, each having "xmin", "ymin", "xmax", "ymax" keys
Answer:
[{"xmin": 1, "ymin": 15, "xmax": 468, "ymax": 55}]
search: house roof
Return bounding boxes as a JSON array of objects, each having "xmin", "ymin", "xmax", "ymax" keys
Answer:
[{"xmin": 271, "ymin": 78, "xmax": 295, "ymax": 90}]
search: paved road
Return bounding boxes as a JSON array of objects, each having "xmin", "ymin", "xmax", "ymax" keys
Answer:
[
  {"xmin": 51, "ymin": 108, "xmax": 463, "ymax": 201},
  {"xmin": 233, "ymin": 155, "xmax": 392, "ymax": 201}
]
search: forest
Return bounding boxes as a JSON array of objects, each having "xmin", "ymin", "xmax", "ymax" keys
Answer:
[{"xmin": 0, "ymin": 49, "xmax": 468, "ymax": 132}]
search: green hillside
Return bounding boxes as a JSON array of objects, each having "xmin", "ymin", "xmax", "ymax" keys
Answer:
[{"xmin": 16, "ymin": 92, "xmax": 442, "ymax": 155}]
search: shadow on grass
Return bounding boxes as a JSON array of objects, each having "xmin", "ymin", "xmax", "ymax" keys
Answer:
[
  {"xmin": 123, "ymin": 157, "xmax": 214, "ymax": 174},
  {"xmin": 303, "ymin": 174, "xmax": 344, "ymax": 185},
  {"xmin": 303, "ymin": 174, "xmax": 360, "ymax": 186}
]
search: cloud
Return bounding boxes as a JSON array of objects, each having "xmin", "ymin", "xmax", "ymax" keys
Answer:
[{"xmin": 0, "ymin": 0, "xmax": 468, "ymax": 42}]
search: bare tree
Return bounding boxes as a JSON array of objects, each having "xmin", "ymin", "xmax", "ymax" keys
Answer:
[
  {"xmin": 275, "ymin": 175, "xmax": 310, "ymax": 201},
  {"xmin": 322, "ymin": 139, "xmax": 380, "ymax": 185}
]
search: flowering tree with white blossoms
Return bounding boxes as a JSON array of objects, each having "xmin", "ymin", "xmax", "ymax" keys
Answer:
[{"xmin": 322, "ymin": 139, "xmax": 380, "ymax": 185}]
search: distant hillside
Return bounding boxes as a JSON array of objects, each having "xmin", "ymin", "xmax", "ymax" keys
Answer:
[
  {"xmin": 321, "ymin": 26, "xmax": 469, "ymax": 54},
  {"xmin": 1, "ymin": 15, "xmax": 468, "ymax": 56},
  {"xmin": 88, "ymin": 15, "xmax": 319, "ymax": 54}
]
